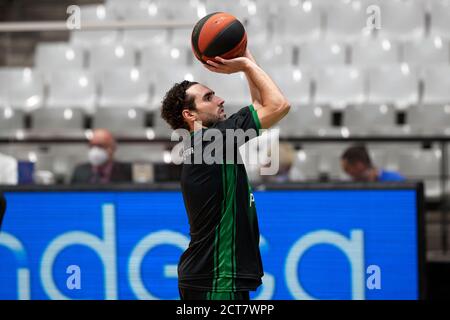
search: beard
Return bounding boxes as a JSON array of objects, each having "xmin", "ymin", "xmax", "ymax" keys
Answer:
[{"xmin": 199, "ymin": 111, "xmax": 226, "ymax": 127}]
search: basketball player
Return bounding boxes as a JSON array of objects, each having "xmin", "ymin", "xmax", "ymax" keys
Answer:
[{"xmin": 161, "ymin": 49, "xmax": 290, "ymax": 300}]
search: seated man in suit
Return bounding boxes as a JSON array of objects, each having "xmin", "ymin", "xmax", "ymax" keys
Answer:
[{"xmin": 71, "ymin": 129, "xmax": 132, "ymax": 184}]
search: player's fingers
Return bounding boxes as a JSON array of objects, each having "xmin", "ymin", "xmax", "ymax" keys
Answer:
[
  {"xmin": 214, "ymin": 56, "xmax": 228, "ymax": 64},
  {"xmin": 204, "ymin": 64, "xmax": 220, "ymax": 72},
  {"xmin": 206, "ymin": 60, "xmax": 222, "ymax": 68}
]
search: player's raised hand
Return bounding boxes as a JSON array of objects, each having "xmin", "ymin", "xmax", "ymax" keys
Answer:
[{"xmin": 204, "ymin": 56, "xmax": 253, "ymax": 74}]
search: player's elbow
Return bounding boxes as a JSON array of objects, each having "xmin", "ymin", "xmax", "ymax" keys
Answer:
[
  {"xmin": 265, "ymin": 97, "xmax": 290, "ymax": 112},
  {"xmin": 274, "ymin": 99, "xmax": 291, "ymax": 116}
]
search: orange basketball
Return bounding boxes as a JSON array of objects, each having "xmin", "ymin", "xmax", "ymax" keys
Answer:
[{"xmin": 191, "ymin": 12, "xmax": 247, "ymax": 64}]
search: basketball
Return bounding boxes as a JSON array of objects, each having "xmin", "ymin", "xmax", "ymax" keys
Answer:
[{"xmin": 191, "ymin": 12, "xmax": 247, "ymax": 64}]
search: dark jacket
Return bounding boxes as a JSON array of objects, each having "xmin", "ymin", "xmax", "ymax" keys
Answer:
[
  {"xmin": 70, "ymin": 162, "xmax": 132, "ymax": 184},
  {"xmin": 0, "ymin": 192, "xmax": 6, "ymax": 229}
]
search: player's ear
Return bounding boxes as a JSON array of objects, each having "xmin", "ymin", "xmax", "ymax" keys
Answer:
[{"xmin": 182, "ymin": 109, "xmax": 196, "ymax": 122}]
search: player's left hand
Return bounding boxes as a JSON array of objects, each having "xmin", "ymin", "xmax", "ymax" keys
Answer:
[{"xmin": 204, "ymin": 56, "xmax": 252, "ymax": 74}]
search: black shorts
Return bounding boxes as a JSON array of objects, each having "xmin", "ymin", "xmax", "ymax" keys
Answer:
[{"xmin": 178, "ymin": 288, "xmax": 250, "ymax": 300}]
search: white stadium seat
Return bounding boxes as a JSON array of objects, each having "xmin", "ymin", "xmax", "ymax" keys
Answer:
[
  {"xmin": 0, "ymin": 108, "xmax": 24, "ymax": 135},
  {"xmin": 121, "ymin": 0, "xmax": 170, "ymax": 46},
  {"xmin": 299, "ymin": 41, "xmax": 346, "ymax": 66},
  {"xmin": 351, "ymin": 38, "xmax": 399, "ymax": 67},
  {"xmin": 89, "ymin": 44, "xmax": 136, "ymax": 69},
  {"xmin": 422, "ymin": 66, "xmax": 450, "ymax": 105},
  {"xmin": 289, "ymin": 149, "xmax": 321, "ymax": 181},
  {"xmin": 324, "ymin": 0, "xmax": 370, "ymax": 41},
  {"xmin": 398, "ymin": 148, "xmax": 442, "ymax": 199},
  {"xmin": 430, "ymin": 0, "xmax": 450, "ymax": 39},
  {"xmin": 31, "ymin": 108, "xmax": 84, "ymax": 133},
  {"xmin": 35, "ymin": 42, "xmax": 84, "ymax": 70},
  {"xmin": 93, "ymin": 108, "xmax": 146, "ymax": 135},
  {"xmin": 271, "ymin": 0, "xmax": 322, "ymax": 43},
  {"xmin": 0, "ymin": 68, "xmax": 44, "ymax": 110},
  {"xmin": 408, "ymin": 105, "xmax": 450, "ymax": 135},
  {"xmin": 46, "ymin": 69, "xmax": 97, "ymax": 112},
  {"xmin": 403, "ymin": 37, "xmax": 450, "ymax": 66},
  {"xmin": 314, "ymin": 66, "xmax": 366, "ymax": 109},
  {"xmin": 378, "ymin": 0, "xmax": 426, "ymax": 41},
  {"xmin": 70, "ymin": 5, "xmax": 119, "ymax": 46},
  {"xmin": 367, "ymin": 65, "xmax": 419, "ymax": 108},
  {"xmin": 98, "ymin": 68, "xmax": 152, "ymax": 108},
  {"xmin": 140, "ymin": 44, "xmax": 189, "ymax": 70},
  {"xmin": 344, "ymin": 104, "xmax": 396, "ymax": 135}
]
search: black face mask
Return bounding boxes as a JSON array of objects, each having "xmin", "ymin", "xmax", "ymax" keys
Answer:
[{"xmin": 0, "ymin": 192, "xmax": 6, "ymax": 230}]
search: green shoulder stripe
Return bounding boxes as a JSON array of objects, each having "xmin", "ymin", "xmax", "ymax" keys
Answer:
[{"xmin": 249, "ymin": 104, "xmax": 262, "ymax": 132}]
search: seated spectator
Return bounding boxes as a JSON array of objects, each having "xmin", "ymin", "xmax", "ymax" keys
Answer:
[
  {"xmin": 71, "ymin": 129, "xmax": 132, "ymax": 184},
  {"xmin": 341, "ymin": 145, "xmax": 405, "ymax": 182},
  {"xmin": 0, "ymin": 152, "xmax": 18, "ymax": 185}
]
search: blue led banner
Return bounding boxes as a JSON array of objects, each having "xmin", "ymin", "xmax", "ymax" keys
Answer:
[{"xmin": 0, "ymin": 187, "xmax": 421, "ymax": 300}]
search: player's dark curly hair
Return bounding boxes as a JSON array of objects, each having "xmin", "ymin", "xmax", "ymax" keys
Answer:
[{"xmin": 161, "ymin": 80, "xmax": 198, "ymax": 130}]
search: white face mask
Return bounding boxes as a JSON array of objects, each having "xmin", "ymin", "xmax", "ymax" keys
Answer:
[{"xmin": 88, "ymin": 147, "xmax": 109, "ymax": 167}]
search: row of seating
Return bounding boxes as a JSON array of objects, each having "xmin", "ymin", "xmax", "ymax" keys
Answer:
[
  {"xmin": 70, "ymin": 0, "xmax": 450, "ymax": 46},
  {"xmin": 34, "ymin": 37, "xmax": 450, "ymax": 71},
  {"xmin": 0, "ymin": 142, "xmax": 447, "ymax": 197},
  {"xmin": 1, "ymin": 104, "xmax": 449, "ymax": 137},
  {"xmin": 1, "ymin": 65, "xmax": 449, "ymax": 110}
]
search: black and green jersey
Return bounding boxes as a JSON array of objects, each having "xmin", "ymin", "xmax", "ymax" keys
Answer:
[{"xmin": 178, "ymin": 105, "xmax": 264, "ymax": 292}]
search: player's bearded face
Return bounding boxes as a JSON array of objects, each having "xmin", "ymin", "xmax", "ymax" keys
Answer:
[{"xmin": 191, "ymin": 85, "xmax": 226, "ymax": 127}]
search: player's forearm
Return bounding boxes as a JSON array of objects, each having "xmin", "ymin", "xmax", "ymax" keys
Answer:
[
  {"xmin": 243, "ymin": 60, "xmax": 289, "ymax": 111},
  {"xmin": 244, "ymin": 51, "xmax": 262, "ymax": 104}
]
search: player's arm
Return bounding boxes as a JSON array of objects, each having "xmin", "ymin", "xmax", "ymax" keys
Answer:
[
  {"xmin": 242, "ymin": 49, "xmax": 262, "ymax": 105},
  {"xmin": 205, "ymin": 55, "xmax": 290, "ymax": 129}
]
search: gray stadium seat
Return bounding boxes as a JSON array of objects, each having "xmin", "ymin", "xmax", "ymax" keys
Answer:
[
  {"xmin": 140, "ymin": 44, "xmax": 188, "ymax": 70},
  {"xmin": 252, "ymin": 43, "xmax": 295, "ymax": 69},
  {"xmin": 271, "ymin": 0, "xmax": 322, "ymax": 43},
  {"xmin": 93, "ymin": 108, "xmax": 146, "ymax": 135},
  {"xmin": 314, "ymin": 66, "xmax": 366, "ymax": 109},
  {"xmin": 324, "ymin": 0, "xmax": 370, "ymax": 41},
  {"xmin": 351, "ymin": 38, "xmax": 399, "ymax": 67},
  {"xmin": 163, "ymin": 0, "xmax": 205, "ymax": 22},
  {"xmin": 98, "ymin": 68, "xmax": 152, "ymax": 108},
  {"xmin": 344, "ymin": 104, "xmax": 396, "ymax": 135},
  {"xmin": 367, "ymin": 65, "xmax": 419, "ymax": 109},
  {"xmin": 70, "ymin": 5, "xmax": 119, "ymax": 46},
  {"xmin": 89, "ymin": 44, "xmax": 136, "ymax": 69},
  {"xmin": 0, "ymin": 108, "xmax": 24, "ymax": 135},
  {"xmin": 378, "ymin": 0, "xmax": 426, "ymax": 41},
  {"xmin": 304, "ymin": 143, "xmax": 350, "ymax": 180},
  {"xmin": 31, "ymin": 108, "xmax": 84, "ymax": 134},
  {"xmin": 408, "ymin": 105, "xmax": 450, "ymax": 135},
  {"xmin": 430, "ymin": 0, "xmax": 450, "ymax": 39},
  {"xmin": 153, "ymin": 109, "xmax": 174, "ymax": 138},
  {"xmin": 35, "ymin": 42, "xmax": 84, "ymax": 70},
  {"xmin": 265, "ymin": 66, "xmax": 310, "ymax": 106},
  {"xmin": 289, "ymin": 149, "xmax": 320, "ymax": 181},
  {"xmin": 398, "ymin": 148, "xmax": 442, "ymax": 199},
  {"xmin": 151, "ymin": 66, "xmax": 201, "ymax": 109},
  {"xmin": 422, "ymin": 66, "xmax": 450, "ymax": 105},
  {"xmin": 299, "ymin": 41, "xmax": 346, "ymax": 66},
  {"xmin": 204, "ymin": 72, "xmax": 249, "ymax": 108},
  {"xmin": 403, "ymin": 37, "xmax": 450, "ymax": 66},
  {"xmin": 0, "ymin": 68, "xmax": 44, "ymax": 110},
  {"xmin": 46, "ymin": 69, "xmax": 97, "ymax": 112},
  {"xmin": 276, "ymin": 105, "xmax": 330, "ymax": 138},
  {"xmin": 120, "ymin": 0, "xmax": 170, "ymax": 47}
]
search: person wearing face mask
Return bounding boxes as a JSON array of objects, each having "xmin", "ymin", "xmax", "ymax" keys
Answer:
[
  {"xmin": 70, "ymin": 128, "xmax": 132, "ymax": 184},
  {"xmin": 341, "ymin": 145, "xmax": 405, "ymax": 182}
]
